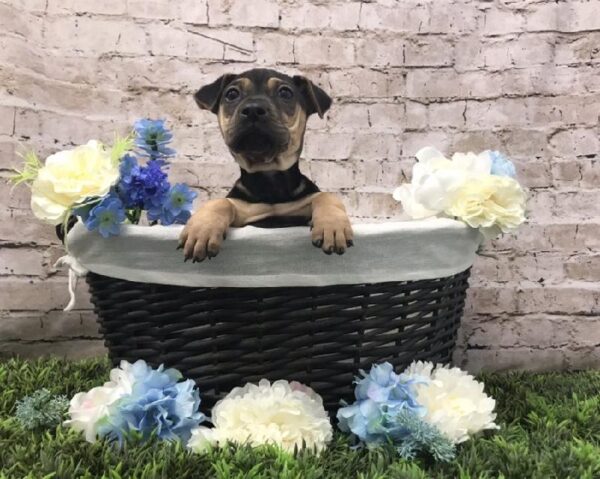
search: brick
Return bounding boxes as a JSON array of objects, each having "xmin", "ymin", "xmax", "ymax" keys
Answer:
[
  {"xmin": 327, "ymin": 69, "xmax": 405, "ymax": 98},
  {"xmin": 349, "ymin": 133, "xmax": 402, "ymax": 161},
  {"xmin": 527, "ymin": 1, "xmax": 600, "ymax": 33},
  {"xmin": 356, "ymin": 39, "xmax": 404, "ymax": 67},
  {"xmin": 428, "ymin": 101, "xmax": 466, "ymax": 128},
  {"xmin": 358, "ymin": 3, "xmax": 429, "ymax": 33},
  {"xmin": 309, "ymin": 160, "xmax": 355, "ymax": 189},
  {"xmin": 366, "ymin": 103, "xmax": 405, "ymax": 131},
  {"xmin": 465, "ymin": 99, "xmax": 528, "ymax": 129},
  {"xmin": 565, "ymin": 255, "xmax": 600, "ymax": 281},
  {"xmin": 404, "ymin": 37, "xmax": 454, "ymax": 67},
  {"xmin": 229, "ymin": 0, "xmax": 279, "ymax": 27},
  {"xmin": 326, "ymin": 103, "xmax": 370, "ymax": 132},
  {"xmin": 255, "ymin": 33, "xmax": 295, "ymax": 64},
  {"xmin": 0, "ymin": 310, "xmax": 101, "ymax": 341},
  {"xmin": 295, "ymin": 36, "xmax": 355, "ymax": 67},
  {"xmin": 483, "ymin": 8, "xmax": 525, "ymax": 35},
  {"xmin": 0, "ymin": 278, "xmax": 92, "ymax": 311},
  {"xmin": 0, "ymin": 3, "xmax": 44, "ymax": 43},
  {"xmin": 460, "ymin": 348, "xmax": 571, "ymax": 374},
  {"xmin": 556, "ymin": 33, "xmax": 600, "ymax": 65},
  {"xmin": 44, "ymin": 17, "xmax": 147, "ymax": 55},
  {"xmin": 549, "ymin": 128, "xmax": 600, "ymax": 157},
  {"xmin": 47, "ymin": 0, "xmax": 127, "ymax": 15},
  {"xmin": 303, "ymin": 132, "xmax": 354, "ymax": 160},
  {"xmin": 0, "ymin": 248, "xmax": 45, "ymax": 276},
  {"xmin": 406, "ymin": 70, "xmax": 502, "ymax": 99},
  {"xmin": 552, "ymin": 158, "xmax": 600, "ymax": 188}
]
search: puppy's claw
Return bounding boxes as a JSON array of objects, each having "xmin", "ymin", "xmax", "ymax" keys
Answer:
[
  {"xmin": 347, "ymin": 240, "xmax": 354, "ymax": 247},
  {"xmin": 176, "ymin": 244, "xmax": 183, "ymax": 250},
  {"xmin": 312, "ymin": 239, "xmax": 323, "ymax": 248},
  {"xmin": 335, "ymin": 248, "xmax": 345, "ymax": 255},
  {"xmin": 324, "ymin": 246, "xmax": 334, "ymax": 255}
]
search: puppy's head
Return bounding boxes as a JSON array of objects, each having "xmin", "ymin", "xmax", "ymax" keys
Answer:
[{"xmin": 194, "ymin": 69, "xmax": 331, "ymax": 173}]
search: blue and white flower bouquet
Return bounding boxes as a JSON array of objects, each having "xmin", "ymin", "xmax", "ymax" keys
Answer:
[
  {"xmin": 393, "ymin": 147, "xmax": 526, "ymax": 239},
  {"xmin": 64, "ymin": 360, "xmax": 205, "ymax": 444},
  {"xmin": 11, "ymin": 119, "xmax": 196, "ymax": 237}
]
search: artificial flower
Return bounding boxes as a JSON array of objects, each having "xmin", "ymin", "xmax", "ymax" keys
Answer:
[
  {"xmin": 97, "ymin": 361, "xmax": 204, "ymax": 444},
  {"xmin": 15, "ymin": 389, "xmax": 69, "ymax": 430},
  {"xmin": 117, "ymin": 159, "xmax": 170, "ymax": 210},
  {"xmin": 65, "ymin": 360, "xmax": 205, "ymax": 445},
  {"xmin": 488, "ymin": 150, "xmax": 516, "ymax": 178},
  {"xmin": 134, "ymin": 119, "xmax": 176, "ymax": 160},
  {"xmin": 446, "ymin": 175, "xmax": 526, "ymax": 238},
  {"xmin": 401, "ymin": 361, "xmax": 499, "ymax": 444},
  {"xmin": 30, "ymin": 140, "xmax": 119, "ymax": 224},
  {"xmin": 64, "ymin": 384, "xmax": 126, "ymax": 443},
  {"xmin": 83, "ymin": 194, "xmax": 126, "ymax": 238},
  {"xmin": 189, "ymin": 379, "xmax": 332, "ymax": 453},
  {"xmin": 337, "ymin": 362, "xmax": 425, "ymax": 446},
  {"xmin": 393, "ymin": 147, "xmax": 526, "ymax": 238},
  {"xmin": 147, "ymin": 183, "xmax": 197, "ymax": 225}
]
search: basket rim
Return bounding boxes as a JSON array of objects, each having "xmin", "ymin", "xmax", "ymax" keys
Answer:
[{"xmin": 66, "ymin": 218, "xmax": 481, "ymax": 288}]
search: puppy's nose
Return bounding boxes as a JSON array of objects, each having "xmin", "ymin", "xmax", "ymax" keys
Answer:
[{"xmin": 241, "ymin": 103, "xmax": 268, "ymax": 122}]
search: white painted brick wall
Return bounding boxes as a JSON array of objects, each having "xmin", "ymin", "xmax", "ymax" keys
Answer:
[{"xmin": 1, "ymin": 0, "xmax": 599, "ymax": 372}]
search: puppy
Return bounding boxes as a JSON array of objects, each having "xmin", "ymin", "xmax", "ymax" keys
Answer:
[{"xmin": 180, "ymin": 68, "xmax": 353, "ymax": 262}]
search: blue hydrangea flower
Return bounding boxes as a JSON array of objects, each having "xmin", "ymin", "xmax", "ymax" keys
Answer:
[
  {"xmin": 97, "ymin": 361, "xmax": 205, "ymax": 445},
  {"xmin": 488, "ymin": 150, "xmax": 516, "ymax": 178},
  {"xmin": 337, "ymin": 362, "xmax": 426, "ymax": 446},
  {"xmin": 118, "ymin": 154, "xmax": 140, "ymax": 185},
  {"xmin": 83, "ymin": 195, "xmax": 126, "ymax": 238},
  {"xmin": 134, "ymin": 119, "xmax": 176, "ymax": 160}
]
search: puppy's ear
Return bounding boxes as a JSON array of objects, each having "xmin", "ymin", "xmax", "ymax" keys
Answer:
[
  {"xmin": 194, "ymin": 74, "xmax": 236, "ymax": 114},
  {"xmin": 293, "ymin": 75, "xmax": 332, "ymax": 119}
]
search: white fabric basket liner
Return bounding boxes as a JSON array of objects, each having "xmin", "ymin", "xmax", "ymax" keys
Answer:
[{"xmin": 65, "ymin": 218, "xmax": 482, "ymax": 288}]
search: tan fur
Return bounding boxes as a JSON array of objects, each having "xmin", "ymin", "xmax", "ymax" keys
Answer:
[{"xmin": 180, "ymin": 192, "xmax": 353, "ymax": 260}]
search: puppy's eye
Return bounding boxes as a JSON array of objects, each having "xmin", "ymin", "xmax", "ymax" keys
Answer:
[
  {"xmin": 278, "ymin": 86, "xmax": 294, "ymax": 100},
  {"xmin": 224, "ymin": 87, "xmax": 240, "ymax": 102}
]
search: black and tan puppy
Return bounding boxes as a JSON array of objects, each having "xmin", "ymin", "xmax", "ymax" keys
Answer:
[{"xmin": 179, "ymin": 68, "xmax": 353, "ymax": 262}]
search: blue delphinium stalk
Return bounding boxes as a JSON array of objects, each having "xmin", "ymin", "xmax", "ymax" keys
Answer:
[
  {"xmin": 488, "ymin": 150, "xmax": 516, "ymax": 178},
  {"xmin": 134, "ymin": 119, "xmax": 176, "ymax": 161},
  {"xmin": 84, "ymin": 194, "xmax": 126, "ymax": 237},
  {"xmin": 116, "ymin": 158, "xmax": 170, "ymax": 211},
  {"xmin": 97, "ymin": 361, "xmax": 205, "ymax": 445},
  {"xmin": 147, "ymin": 183, "xmax": 197, "ymax": 225},
  {"xmin": 337, "ymin": 362, "xmax": 455, "ymax": 462}
]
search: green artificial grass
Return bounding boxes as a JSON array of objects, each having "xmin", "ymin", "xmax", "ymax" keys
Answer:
[{"xmin": 1, "ymin": 358, "xmax": 599, "ymax": 479}]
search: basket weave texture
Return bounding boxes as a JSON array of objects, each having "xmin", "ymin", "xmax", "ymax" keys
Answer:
[{"xmin": 87, "ymin": 268, "xmax": 470, "ymax": 413}]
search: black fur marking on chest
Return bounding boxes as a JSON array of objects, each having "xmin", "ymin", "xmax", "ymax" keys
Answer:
[
  {"xmin": 227, "ymin": 162, "xmax": 320, "ymax": 204},
  {"xmin": 226, "ymin": 163, "xmax": 319, "ymax": 228}
]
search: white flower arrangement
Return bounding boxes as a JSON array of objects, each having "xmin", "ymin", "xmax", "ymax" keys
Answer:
[
  {"xmin": 393, "ymin": 147, "xmax": 526, "ymax": 238},
  {"xmin": 402, "ymin": 361, "xmax": 499, "ymax": 444},
  {"xmin": 188, "ymin": 379, "xmax": 333, "ymax": 454}
]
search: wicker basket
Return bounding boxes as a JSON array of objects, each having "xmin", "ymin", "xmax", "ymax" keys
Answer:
[{"xmin": 65, "ymin": 219, "xmax": 479, "ymax": 412}]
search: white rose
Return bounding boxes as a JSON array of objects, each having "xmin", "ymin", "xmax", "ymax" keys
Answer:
[
  {"xmin": 30, "ymin": 140, "xmax": 119, "ymax": 225},
  {"xmin": 63, "ymin": 384, "xmax": 126, "ymax": 443}
]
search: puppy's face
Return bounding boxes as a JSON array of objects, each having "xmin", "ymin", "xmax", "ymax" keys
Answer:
[{"xmin": 194, "ymin": 69, "xmax": 332, "ymax": 173}]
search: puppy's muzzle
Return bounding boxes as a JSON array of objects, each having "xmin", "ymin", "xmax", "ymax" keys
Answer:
[{"xmin": 240, "ymin": 102, "xmax": 268, "ymax": 123}]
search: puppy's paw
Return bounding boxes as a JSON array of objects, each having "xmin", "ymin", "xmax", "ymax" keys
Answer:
[
  {"xmin": 311, "ymin": 212, "xmax": 354, "ymax": 256},
  {"xmin": 179, "ymin": 211, "xmax": 229, "ymax": 263}
]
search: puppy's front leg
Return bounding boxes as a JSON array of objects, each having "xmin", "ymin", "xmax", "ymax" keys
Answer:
[
  {"xmin": 311, "ymin": 193, "xmax": 354, "ymax": 255},
  {"xmin": 180, "ymin": 199, "xmax": 235, "ymax": 262}
]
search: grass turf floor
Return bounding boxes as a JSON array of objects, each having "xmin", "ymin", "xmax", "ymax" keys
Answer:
[{"xmin": 0, "ymin": 358, "xmax": 599, "ymax": 479}]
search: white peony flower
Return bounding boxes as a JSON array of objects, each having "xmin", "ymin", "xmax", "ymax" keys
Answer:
[
  {"xmin": 402, "ymin": 361, "xmax": 499, "ymax": 444},
  {"xmin": 30, "ymin": 140, "xmax": 119, "ymax": 225},
  {"xmin": 63, "ymin": 384, "xmax": 126, "ymax": 443},
  {"xmin": 188, "ymin": 425, "xmax": 219, "ymax": 453},
  {"xmin": 188, "ymin": 379, "xmax": 332, "ymax": 453}
]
